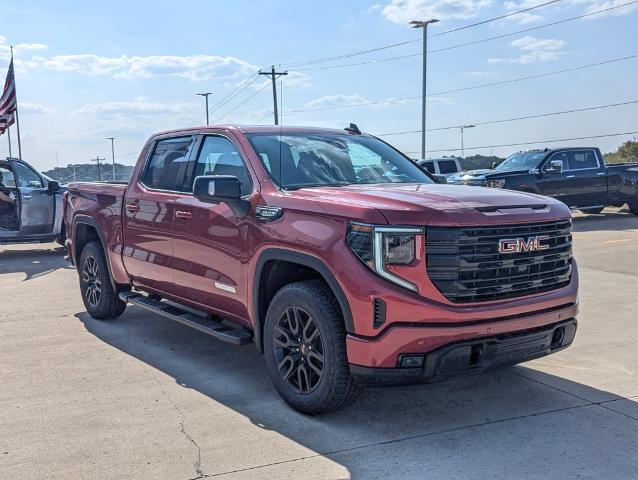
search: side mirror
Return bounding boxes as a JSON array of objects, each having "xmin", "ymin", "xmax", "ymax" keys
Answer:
[
  {"xmin": 432, "ymin": 174, "xmax": 447, "ymax": 184},
  {"xmin": 193, "ymin": 175, "xmax": 241, "ymax": 204},
  {"xmin": 546, "ymin": 160, "xmax": 563, "ymax": 175},
  {"xmin": 47, "ymin": 180, "xmax": 60, "ymax": 194},
  {"xmin": 490, "ymin": 161, "xmax": 498, "ymax": 169}
]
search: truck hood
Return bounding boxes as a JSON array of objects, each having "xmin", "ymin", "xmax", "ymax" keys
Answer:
[{"xmin": 289, "ymin": 183, "xmax": 569, "ymax": 226}]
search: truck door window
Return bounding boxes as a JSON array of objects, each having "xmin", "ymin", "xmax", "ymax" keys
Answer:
[
  {"xmin": 421, "ymin": 161, "xmax": 435, "ymax": 174},
  {"xmin": 569, "ymin": 150, "xmax": 598, "ymax": 170},
  {"xmin": 189, "ymin": 135, "xmax": 252, "ymax": 196},
  {"xmin": 12, "ymin": 162, "xmax": 43, "ymax": 188},
  {"xmin": 438, "ymin": 160, "xmax": 458, "ymax": 174},
  {"xmin": 546, "ymin": 152, "xmax": 568, "ymax": 172},
  {"xmin": 141, "ymin": 136, "xmax": 195, "ymax": 192}
]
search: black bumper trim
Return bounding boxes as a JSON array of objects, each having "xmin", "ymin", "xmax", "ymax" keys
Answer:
[{"xmin": 350, "ymin": 319, "xmax": 577, "ymax": 386}]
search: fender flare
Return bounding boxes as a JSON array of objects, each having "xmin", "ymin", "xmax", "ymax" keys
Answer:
[
  {"xmin": 252, "ymin": 248, "xmax": 354, "ymax": 352},
  {"xmin": 72, "ymin": 215, "xmax": 118, "ymax": 290}
]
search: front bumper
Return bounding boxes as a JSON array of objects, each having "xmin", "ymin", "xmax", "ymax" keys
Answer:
[{"xmin": 350, "ymin": 318, "xmax": 577, "ymax": 385}]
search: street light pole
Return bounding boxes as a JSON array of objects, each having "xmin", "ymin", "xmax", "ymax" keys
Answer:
[
  {"xmin": 196, "ymin": 92, "xmax": 212, "ymax": 125},
  {"xmin": 410, "ymin": 19, "xmax": 439, "ymax": 160},
  {"xmin": 460, "ymin": 125, "xmax": 475, "ymax": 159},
  {"xmin": 106, "ymin": 137, "xmax": 116, "ymax": 181}
]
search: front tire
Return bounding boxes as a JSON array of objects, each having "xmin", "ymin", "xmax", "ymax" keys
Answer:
[
  {"xmin": 79, "ymin": 241, "xmax": 126, "ymax": 319},
  {"xmin": 264, "ymin": 280, "xmax": 359, "ymax": 414},
  {"xmin": 628, "ymin": 200, "xmax": 638, "ymax": 216},
  {"xmin": 579, "ymin": 207, "xmax": 604, "ymax": 215}
]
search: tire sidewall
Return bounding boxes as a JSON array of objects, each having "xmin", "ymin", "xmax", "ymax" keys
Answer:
[
  {"xmin": 264, "ymin": 284, "xmax": 341, "ymax": 412},
  {"xmin": 79, "ymin": 242, "xmax": 115, "ymax": 317}
]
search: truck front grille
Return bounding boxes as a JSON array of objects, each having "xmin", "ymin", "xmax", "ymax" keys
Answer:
[{"xmin": 426, "ymin": 219, "xmax": 572, "ymax": 303}]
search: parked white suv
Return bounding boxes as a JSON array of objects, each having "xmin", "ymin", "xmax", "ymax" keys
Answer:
[{"xmin": 417, "ymin": 158, "xmax": 462, "ymax": 177}]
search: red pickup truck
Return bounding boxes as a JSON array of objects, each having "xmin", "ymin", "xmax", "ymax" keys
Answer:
[{"xmin": 65, "ymin": 125, "xmax": 578, "ymax": 414}]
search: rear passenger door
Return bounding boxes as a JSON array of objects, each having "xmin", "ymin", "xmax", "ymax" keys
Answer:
[
  {"xmin": 565, "ymin": 149, "xmax": 606, "ymax": 207},
  {"xmin": 170, "ymin": 133, "xmax": 255, "ymax": 323},
  {"xmin": 122, "ymin": 135, "xmax": 196, "ymax": 293}
]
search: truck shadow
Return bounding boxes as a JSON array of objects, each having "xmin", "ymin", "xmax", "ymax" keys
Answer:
[
  {"xmin": 75, "ymin": 307, "xmax": 637, "ymax": 478},
  {"xmin": 0, "ymin": 244, "xmax": 72, "ymax": 281},
  {"xmin": 572, "ymin": 209, "xmax": 638, "ymax": 233}
]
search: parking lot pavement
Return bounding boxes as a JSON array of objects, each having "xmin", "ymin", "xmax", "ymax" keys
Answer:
[{"xmin": 1, "ymin": 208, "xmax": 637, "ymax": 480}]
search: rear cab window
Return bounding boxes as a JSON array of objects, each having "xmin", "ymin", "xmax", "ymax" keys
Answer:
[
  {"xmin": 141, "ymin": 136, "xmax": 196, "ymax": 192},
  {"xmin": 438, "ymin": 160, "xmax": 459, "ymax": 174}
]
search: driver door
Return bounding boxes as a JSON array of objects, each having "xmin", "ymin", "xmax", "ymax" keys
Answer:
[{"xmin": 11, "ymin": 160, "xmax": 55, "ymax": 236}]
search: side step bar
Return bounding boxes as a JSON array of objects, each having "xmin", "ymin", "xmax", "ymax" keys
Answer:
[{"xmin": 119, "ymin": 292, "xmax": 253, "ymax": 345}]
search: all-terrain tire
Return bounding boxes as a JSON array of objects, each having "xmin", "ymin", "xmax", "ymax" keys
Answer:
[
  {"xmin": 79, "ymin": 241, "xmax": 126, "ymax": 319},
  {"xmin": 579, "ymin": 207, "xmax": 604, "ymax": 215},
  {"xmin": 263, "ymin": 280, "xmax": 359, "ymax": 415}
]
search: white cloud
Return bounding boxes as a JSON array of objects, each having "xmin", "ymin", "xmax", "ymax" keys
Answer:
[
  {"xmin": 27, "ymin": 54, "xmax": 259, "ymax": 82},
  {"xmin": 381, "ymin": 0, "xmax": 492, "ymax": 24},
  {"xmin": 303, "ymin": 94, "xmax": 370, "ymax": 109},
  {"xmin": 488, "ymin": 35, "xmax": 566, "ymax": 64},
  {"xmin": 73, "ymin": 99, "xmax": 198, "ymax": 117},
  {"xmin": 20, "ymin": 102, "xmax": 54, "ymax": 114}
]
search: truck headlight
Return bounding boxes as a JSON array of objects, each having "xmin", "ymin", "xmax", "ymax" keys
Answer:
[
  {"xmin": 486, "ymin": 179, "xmax": 506, "ymax": 188},
  {"xmin": 347, "ymin": 223, "xmax": 422, "ymax": 291}
]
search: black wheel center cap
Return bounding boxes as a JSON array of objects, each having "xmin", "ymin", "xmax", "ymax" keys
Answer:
[{"xmin": 299, "ymin": 343, "xmax": 309, "ymax": 355}]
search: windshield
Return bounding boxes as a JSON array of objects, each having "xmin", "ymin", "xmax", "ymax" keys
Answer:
[
  {"xmin": 246, "ymin": 133, "xmax": 433, "ymax": 189},
  {"xmin": 496, "ymin": 151, "xmax": 546, "ymax": 171}
]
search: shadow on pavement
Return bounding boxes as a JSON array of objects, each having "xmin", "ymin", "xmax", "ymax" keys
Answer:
[
  {"xmin": 0, "ymin": 245, "xmax": 72, "ymax": 281},
  {"xmin": 572, "ymin": 210, "xmax": 638, "ymax": 233},
  {"xmin": 75, "ymin": 306, "xmax": 638, "ymax": 478}
]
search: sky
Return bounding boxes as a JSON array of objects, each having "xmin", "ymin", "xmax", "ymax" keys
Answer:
[{"xmin": 0, "ymin": 0, "xmax": 637, "ymax": 172}]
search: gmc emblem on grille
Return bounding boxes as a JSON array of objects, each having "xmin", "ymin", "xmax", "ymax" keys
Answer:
[{"xmin": 498, "ymin": 235, "xmax": 551, "ymax": 254}]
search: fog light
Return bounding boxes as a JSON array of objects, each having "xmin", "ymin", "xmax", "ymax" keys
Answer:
[
  {"xmin": 399, "ymin": 355, "xmax": 425, "ymax": 368},
  {"xmin": 551, "ymin": 327, "xmax": 565, "ymax": 349}
]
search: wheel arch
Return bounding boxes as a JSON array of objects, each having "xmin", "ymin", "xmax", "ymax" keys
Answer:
[
  {"xmin": 252, "ymin": 248, "xmax": 354, "ymax": 353},
  {"xmin": 72, "ymin": 215, "xmax": 118, "ymax": 290}
]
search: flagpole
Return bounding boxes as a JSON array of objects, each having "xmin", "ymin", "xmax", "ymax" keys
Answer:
[
  {"xmin": 7, "ymin": 124, "xmax": 12, "ymax": 157},
  {"xmin": 10, "ymin": 47, "xmax": 22, "ymax": 159}
]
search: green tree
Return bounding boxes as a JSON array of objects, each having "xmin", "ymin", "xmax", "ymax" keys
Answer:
[{"xmin": 603, "ymin": 140, "xmax": 638, "ymax": 164}]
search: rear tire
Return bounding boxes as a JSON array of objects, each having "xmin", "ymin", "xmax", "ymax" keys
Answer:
[
  {"xmin": 79, "ymin": 241, "xmax": 126, "ymax": 319},
  {"xmin": 263, "ymin": 280, "xmax": 359, "ymax": 414},
  {"xmin": 579, "ymin": 207, "xmax": 604, "ymax": 215},
  {"xmin": 628, "ymin": 200, "xmax": 638, "ymax": 216}
]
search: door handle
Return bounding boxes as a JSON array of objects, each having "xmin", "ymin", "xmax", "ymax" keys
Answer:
[
  {"xmin": 125, "ymin": 203, "xmax": 139, "ymax": 213},
  {"xmin": 22, "ymin": 195, "xmax": 32, "ymax": 200},
  {"xmin": 565, "ymin": 175, "xmax": 575, "ymax": 179},
  {"xmin": 175, "ymin": 210, "xmax": 192, "ymax": 220}
]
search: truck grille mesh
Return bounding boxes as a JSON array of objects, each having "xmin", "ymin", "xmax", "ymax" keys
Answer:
[{"xmin": 426, "ymin": 219, "xmax": 572, "ymax": 303}]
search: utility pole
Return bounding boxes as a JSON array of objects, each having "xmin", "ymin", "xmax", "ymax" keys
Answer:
[
  {"xmin": 460, "ymin": 125, "xmax": 475, "ymax": 159},
  {"xmin": 259, "ymin": 66, "xmax": 288, "ymax": 125},
  {"xmin": 90, "ymin": 156, "xmax": 105, "ymax": 182},
  {"xmin": 410, "ymin": 19, "xmax": 439, "ymax": 159},
  {"xmin": 107, "ymin": 137, "xmax": 116, "ymax": 181},
  {"xmin": 196, "ymin": 92, "xmax": 212, "ymax": 125}
]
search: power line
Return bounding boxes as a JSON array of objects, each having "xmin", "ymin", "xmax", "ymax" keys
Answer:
[
  {"xmin": 294, "ymin": 0, "xmax": 638, "ymax": 72},
  {"xmin": 376, "ymin": 100, "xmax": 638, "ymax": 136},
  {"xmin": 432, "ymin": 0, "xmax": 564, "ymax": 37},
  {"xmin": 404, "ymin": 131, "xmax": 638, "ymax": 154},
  {"xmin": 280, "ymin": 0, "xmax": 564, "ymax": 69},
  {"xmin": 287, "ymin": 54, "xmax": 638, "ymax": 113},
  {"xmin": 212, "ymin": 80, "xmax": 272, "ymax": 123}
]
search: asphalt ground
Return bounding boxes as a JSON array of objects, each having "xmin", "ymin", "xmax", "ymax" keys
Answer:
[{"xmin": 1, "ymin": 207, "xmax": 637, "ymax": 479}]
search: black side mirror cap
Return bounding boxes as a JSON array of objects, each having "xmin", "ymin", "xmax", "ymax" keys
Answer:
[
  {"xmin": 47, "ymin": 180, "xmax": 60, "ymax": 194},
  {"xmin": 193, "ymin": 175, "xmax": 241, "ymax": 204},
  {"xmin": 432, "ymin": 174, "xmax": 447, "ymax": 184}
]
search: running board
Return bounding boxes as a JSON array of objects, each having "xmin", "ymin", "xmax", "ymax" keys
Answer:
[{"xmin": 119, "ymin": 292, "xmax": 253, "ymax": 345}]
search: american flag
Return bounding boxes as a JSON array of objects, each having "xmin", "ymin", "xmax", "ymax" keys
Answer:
[{"xmin": 0, "ymin": 57, "xmax": 17, "ymax": 136}]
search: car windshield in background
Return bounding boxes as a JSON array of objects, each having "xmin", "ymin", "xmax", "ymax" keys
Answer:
[
  {"xmin": 496, "ymin": 151, "xmax": 546, "ymax": 172},
  {"xmin": 246, "ymin": 133, "xmax": 433, "ymax": 189}
]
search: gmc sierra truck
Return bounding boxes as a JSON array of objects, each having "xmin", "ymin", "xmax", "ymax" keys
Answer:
[
  {"xmin": 447, "ymin": 147, "xmax": 638, "ymax": 214},
  {"xmin": 65, "ymin": 125, "xmax": 579, "ymax": 414}
]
